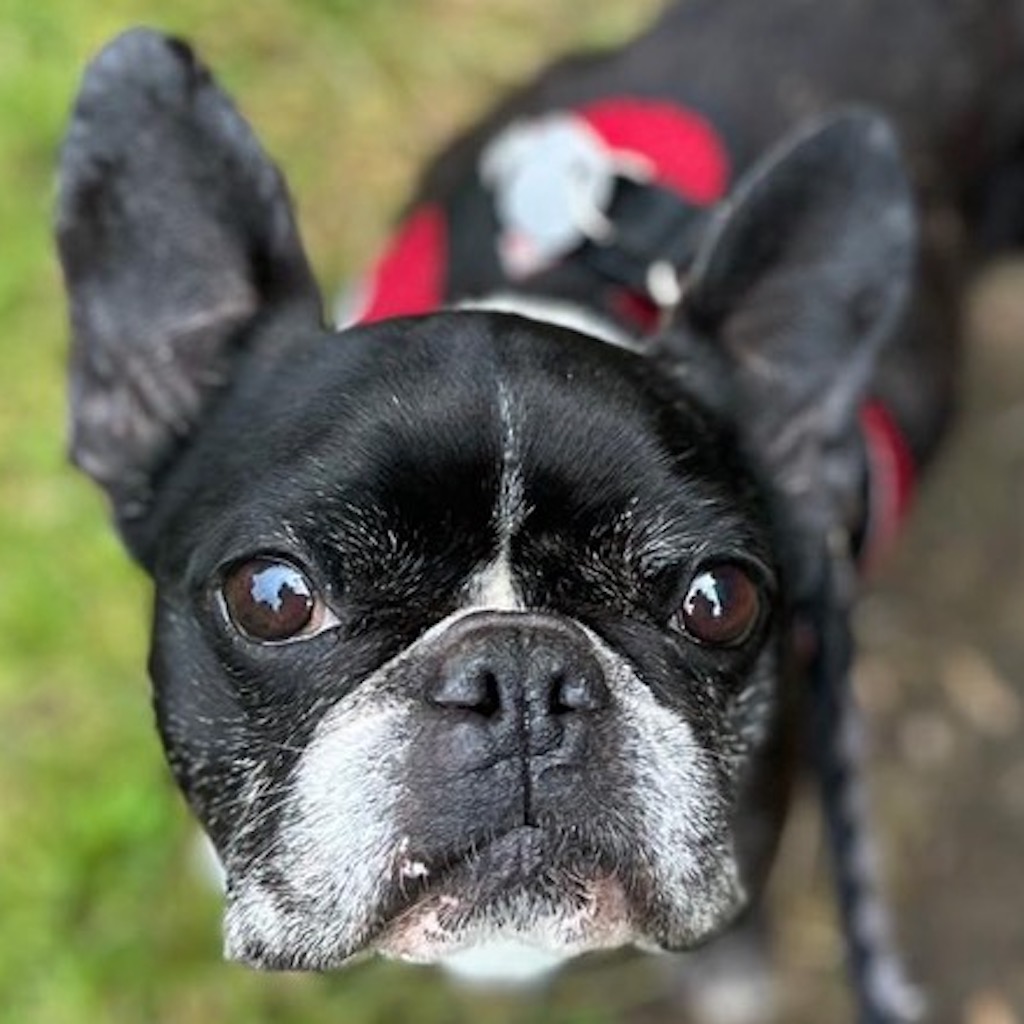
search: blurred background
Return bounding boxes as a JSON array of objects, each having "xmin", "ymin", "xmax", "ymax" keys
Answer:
[{"xmin": 1, "ymin": 2, "xmax": 1022, "ymax": 1022}]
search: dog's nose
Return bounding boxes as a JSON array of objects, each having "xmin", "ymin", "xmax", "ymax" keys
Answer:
[{"xmin": 426, "ymin": 613, "xmax": 610, "ymax": 719}]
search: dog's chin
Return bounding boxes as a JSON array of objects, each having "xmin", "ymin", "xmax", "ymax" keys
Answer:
[
  {"xmin": 224, "ymin": 822, "xmax": 721, "ymax": 971},
  {"xmin": 371, "ymin": 826, "xmax": 636, "ymax": 964},
  {"xmin": 224, "ymin": 813, "xmax": 749, "ymax": 971}
]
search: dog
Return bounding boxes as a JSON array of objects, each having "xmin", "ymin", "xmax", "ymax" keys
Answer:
[{"xmin": 56, "ymin": 3, "xmax": 1024, "ymax": 1020}]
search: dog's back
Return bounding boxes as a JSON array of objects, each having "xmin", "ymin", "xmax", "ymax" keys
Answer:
[{"xmin": 400, "ymin": 0, "xmax": 1024, "ymax": 468}]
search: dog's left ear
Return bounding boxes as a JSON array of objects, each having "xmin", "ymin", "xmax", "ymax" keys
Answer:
[
  {"xmin": 57, "ymin": 29, "xmax": 322, "ymax": 543},
  {"xmin": 659, "ymin": 111, "xmax": 916, "ymax": 572}
]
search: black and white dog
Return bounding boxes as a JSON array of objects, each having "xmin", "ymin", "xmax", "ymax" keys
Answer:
[{"xmin": 57, "ymin": 3, "xmax": 1024, "ymax": 1020}]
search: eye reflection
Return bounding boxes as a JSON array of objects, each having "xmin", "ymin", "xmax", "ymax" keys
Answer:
[
  {"xmin": 250, "ymin": 563, "xmax": 311, "ymax": 612},
  {"xmin": 684, "ymin": 572, "xmax": 724, "ymax": 620},
  {"xmin": 677, "ymin": 563, "xmax": 761, "ymax": 646},
  {"xmin": 221, "ymin": 557, "xmax": 319, "ymax": 643}
]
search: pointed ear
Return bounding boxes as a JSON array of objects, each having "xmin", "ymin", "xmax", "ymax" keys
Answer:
[
  {"xmin": 662, "ymin": 111, "xmax": 916, "ymax": 560},
  {"xmin": 57, "ymin": 29, "xmax": 322, "ymax": 542}
]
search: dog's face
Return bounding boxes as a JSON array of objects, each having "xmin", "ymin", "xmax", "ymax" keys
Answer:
[
  {"xmin": 57, "ymin": 32, "xmax": 914, "ymax": 969},
  {"xmin": 147, "ymin": 313, "xmax": 783, "ymax": 966}
]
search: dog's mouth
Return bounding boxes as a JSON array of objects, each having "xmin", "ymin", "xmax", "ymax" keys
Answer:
[
  {"xmin": 370, "ymin": 825, "xmax": 636, "ymax": 962},
  {"xmin": 224, "ymin": 806, "xmax": 745, "ymax": 970}
]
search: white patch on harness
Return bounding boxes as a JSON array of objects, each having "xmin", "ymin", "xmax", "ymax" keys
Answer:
[{"xmin": 480, "ymin": 112, "xmax": 620, "ymax": 279}]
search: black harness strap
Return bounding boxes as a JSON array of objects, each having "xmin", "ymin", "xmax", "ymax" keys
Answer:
[{"xmin": 577, "ymin": 177, "xmax": 709, "ymax": 306}]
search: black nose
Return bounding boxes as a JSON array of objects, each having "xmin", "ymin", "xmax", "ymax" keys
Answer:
[{"xmin": 426, "ymin": 612, "xmax": 610, "ymax": 720}]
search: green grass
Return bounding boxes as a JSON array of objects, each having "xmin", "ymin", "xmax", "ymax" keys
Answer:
[{"xmin": 0, "ymin": 2, "xmax": 659, "ymax": 1022}]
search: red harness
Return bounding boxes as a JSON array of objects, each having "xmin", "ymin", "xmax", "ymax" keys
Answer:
[{"xmin": 349, "ymin": 99, "xmax": 915, "ymax": 567}]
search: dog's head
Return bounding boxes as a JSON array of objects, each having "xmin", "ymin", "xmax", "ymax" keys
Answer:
[{"xmin": 57, "ymin": 30, "xmax": 914, "ymax": 969}]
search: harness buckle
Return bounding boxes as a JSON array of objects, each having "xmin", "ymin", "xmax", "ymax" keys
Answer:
[{"xmin": 480, "ymin": 109, "xmax": 702, "ymax": 327}]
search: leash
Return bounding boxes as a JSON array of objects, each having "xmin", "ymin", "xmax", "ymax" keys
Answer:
[{"xmin": 810, "ymin": 541, "xmax": 924, "ymax": 1024}]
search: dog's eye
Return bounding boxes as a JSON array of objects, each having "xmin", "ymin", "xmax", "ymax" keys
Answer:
[
  {"xmin": 220, "ymin": 558, "xmax": 328, "ymax": 643},
  {"xmin": 676, "ymin": 564, "xmax": 762, "ymax": 647}
]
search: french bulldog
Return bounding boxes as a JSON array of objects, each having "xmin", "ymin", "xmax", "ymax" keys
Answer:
[{"xmin": 56, "ymin": 2, "xmax": 1024, "ymax": 1020}]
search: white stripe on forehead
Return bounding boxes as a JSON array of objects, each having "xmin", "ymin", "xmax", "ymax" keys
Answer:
[
  {"xmin": 495, "ymin": 376, "xmax": 525, "ymax": 550},
  {"xmin": 463, "ymin": 376, "xmax": 527, "ymax": 612}
]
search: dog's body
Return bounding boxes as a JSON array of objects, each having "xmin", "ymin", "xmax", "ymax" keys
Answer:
[{"xmin": 57, "ymin": 3, "xmax": 1024, "ymax": 1020}]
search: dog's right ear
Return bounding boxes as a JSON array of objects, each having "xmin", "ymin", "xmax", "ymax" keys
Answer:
[
  {"xmin": 57, "ymin": 29, "xmax": 321, "ymax": 553},
  {"xmin": 654, "ymin": 111, "xmax": 914, "ymax": 594}
]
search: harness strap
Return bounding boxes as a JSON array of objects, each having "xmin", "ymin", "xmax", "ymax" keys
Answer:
[{"xmin": 578, "ymin": 177, "xmax": 710, "ymax": 303}]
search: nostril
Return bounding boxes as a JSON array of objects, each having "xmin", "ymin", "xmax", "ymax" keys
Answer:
[
  {"xmin": 429, "ymin": 662, "xmax": 501, "ymax": 717},
  {"xmin": 550, "ymin": 670, "xmax": 610, "ymax": 714}
]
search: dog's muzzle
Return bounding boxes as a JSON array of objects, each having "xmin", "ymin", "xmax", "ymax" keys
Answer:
[{"xmin": 222, "ymin": 608, "xmax": 744, "ymax": 970}]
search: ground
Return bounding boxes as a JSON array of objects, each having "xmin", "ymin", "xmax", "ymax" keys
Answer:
[{"xmin": 0, "ymin": 2, "xmax": 1020, "ymax": 1023}]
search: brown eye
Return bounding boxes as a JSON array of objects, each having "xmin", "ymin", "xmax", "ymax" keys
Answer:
[
  {"xmin": 677, "ymin": 564, "xmax": 762, "ymax": 647},
  {"xmin": 220, "ymin": 558, "xmax": 324, "ymax": 643}
]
